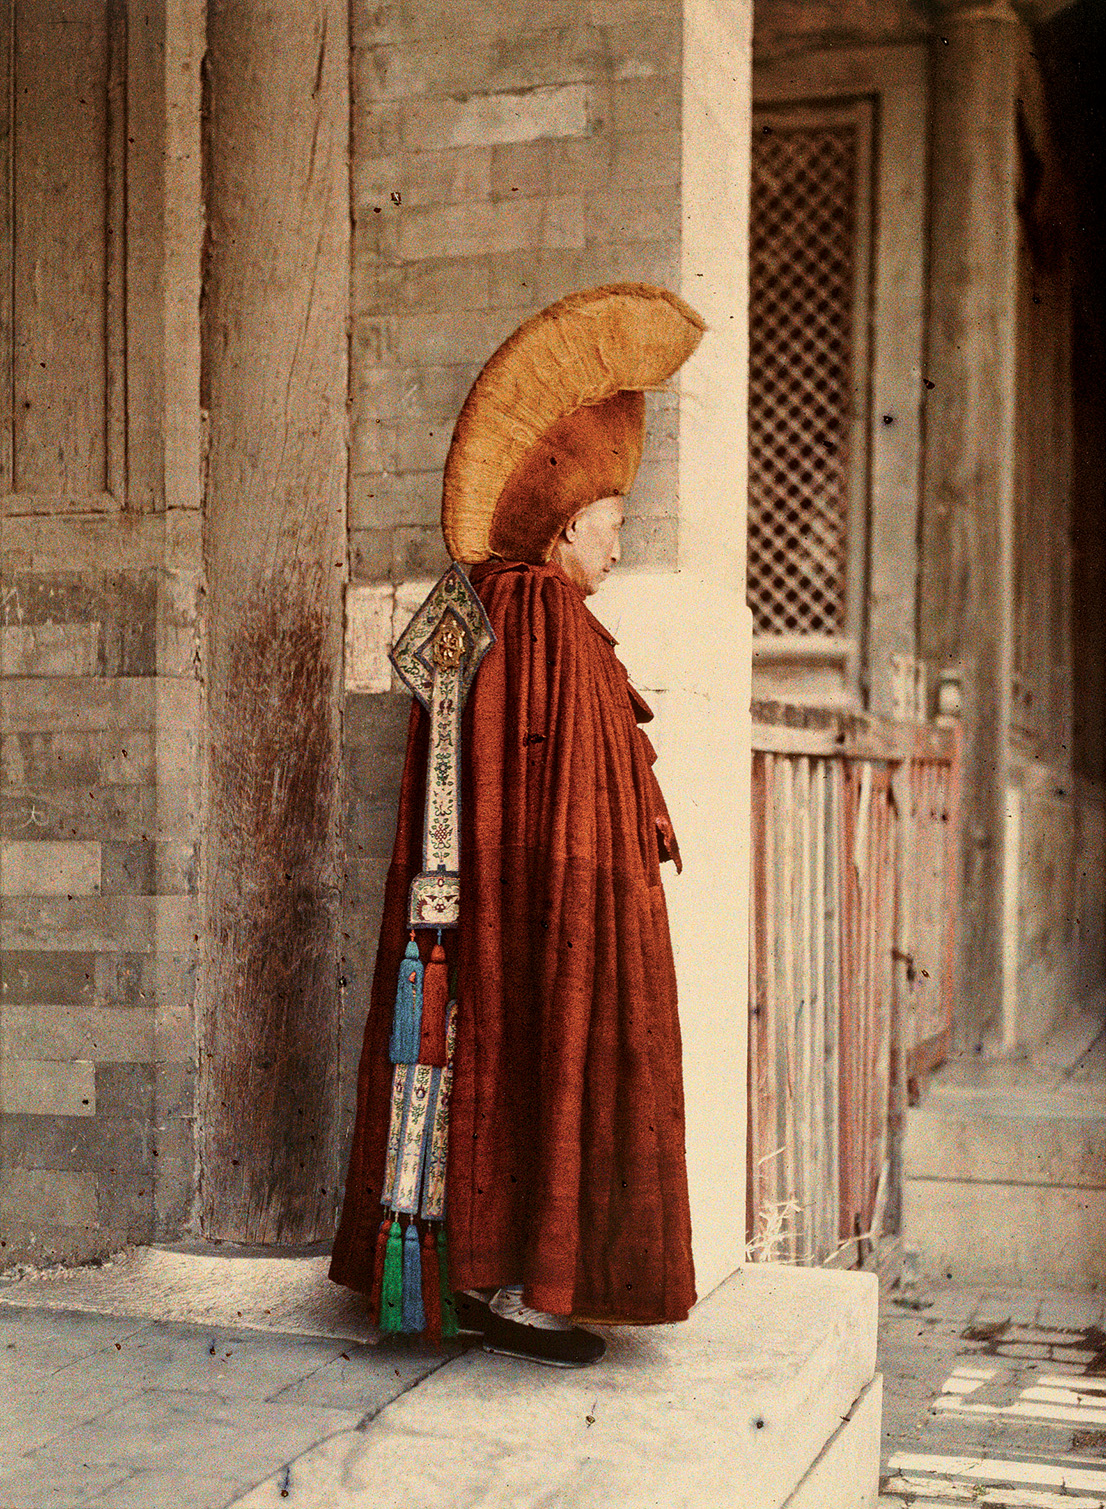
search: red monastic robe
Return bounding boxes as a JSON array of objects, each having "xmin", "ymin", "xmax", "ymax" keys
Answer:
[{"xmin": 330, "ymin": 560, "xmax": 695, "ymax": 1323}]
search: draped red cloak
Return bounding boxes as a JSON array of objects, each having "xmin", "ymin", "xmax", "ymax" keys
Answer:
[{"xmin": 329, "ymin": 560, "xmax": 695, "ymax": 1323}]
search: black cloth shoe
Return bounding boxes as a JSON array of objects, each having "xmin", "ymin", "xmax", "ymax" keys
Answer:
[
  {"xmin": 453, "ymin": 1289, "xmax": 495, "ymax": 1334},
  {"xmin": 482, "ymin": 1309, "xmax": 606, "ymax": 1368}
]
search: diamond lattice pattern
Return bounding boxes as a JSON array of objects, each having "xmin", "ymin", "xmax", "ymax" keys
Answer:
[{"xmin": 748, "ymin": 122, "xmax": 858, "ymax": 635}]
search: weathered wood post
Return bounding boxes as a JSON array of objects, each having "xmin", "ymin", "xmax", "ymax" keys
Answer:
[
  {"xmin": 919, "ymin": 0, "xmax": 1019, "ymax": 1047},
  {"xmin": 200, "ymin": 1, "xmax": 349, "ymax": 1242}
]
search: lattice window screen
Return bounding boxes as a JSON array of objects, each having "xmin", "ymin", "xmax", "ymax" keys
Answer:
[{"xmin": 748, "ymin": 116, "xmax": 863, "ymax": 637}]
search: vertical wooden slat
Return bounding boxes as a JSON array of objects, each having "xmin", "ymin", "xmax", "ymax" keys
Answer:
[
  {"xmin": 866, "ymin": 770, "xmax": 883, "ymax": 1233},
  {"xmin": 812, "ymin": 758, "xmax": 827, "ymax": 1259},
  {"xmin": 920, "ymin": 760, "xmax": 936, "ymax": 1046},
  {"xmin": 748, "ymin": 752, "xmax": 767, "ymax": 1253},
  {"xmin": 889, "ymin": 765, "xmax": 908, "ymax": 1238},
  {"xmin": 859, "ymin": 764, "xmax": 873, "ymax": 1235},
  {"xmin": 893, "ymin": 757, "xmax": 914, "ymax": 1062},
  {"xmin": 827, "ymin": 759, "xmax": 841, "ymax": 1247},
  {"xmin": 747, "ymin": 755, "xmax": 758, "ymax": 1251},
  {"xmin": 853, "ymin": 761, "xmax": 865, "ymax": 1244},
  {"xmin": 853, "ymin": 763, "xmax": 864, "ymax": 1235},
  {"xmin": 762, "ymin": 752, "xmax": 779, "ymax": 1245},
  {"xmin": 890, "ymin": 756, "xmax": 912, "ymax": 1236},
  {"xmin": 870, "ymin": 771, "xmax": 884, "ymax": 1234},
  {"xmin": 853, "ymin": 761, "xmax": 873, "ymax": 1244},
  {"xmin": 927, "ymin": 759, "xmax": 942, "ymax": 1043},
  {"xmin": 778, "ymin": 753, "xmax": 797, "ymax": 1260},
  {"xmin": 838, "ymin": 760, "xmax": 854, "ymax": 1242},
  {"xmin": 796, "ymin": 754, "xmax": 813, "ymax": 1261},
  {"xmin": 857, "ymin": 766, "xmax": 870, "ymax": 1234},
  {"xmin": 928, "ymin": 761, "xmax": 942, "ymax": 1040},
  {"xmin": 835, "ymin": 757, "xmax": 848, "ymax": 1247},
  {"xmin": 911, "ymin": 760, "xmax": 917, "ymax": 1056},
  {"xmin": 870, "ymin": 776, "xmax": 893, "ymax": 1236}
]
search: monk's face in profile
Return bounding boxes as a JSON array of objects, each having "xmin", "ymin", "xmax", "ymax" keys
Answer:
[{"xmin": 553, "ymin": 494, "xmax": 625, "ymax": 596}]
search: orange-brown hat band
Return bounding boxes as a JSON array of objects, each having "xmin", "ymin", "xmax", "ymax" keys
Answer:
[{"xmin": 487, "ymin": 391, "xmax": 644, "ymax": 564}]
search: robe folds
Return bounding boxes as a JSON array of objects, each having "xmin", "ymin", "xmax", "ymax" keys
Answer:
[{"xmin": 329, "ymin": 560, "xmax": 695, "ymax": 1324}]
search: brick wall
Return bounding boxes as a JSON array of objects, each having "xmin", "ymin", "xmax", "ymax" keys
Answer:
[
  {"xmin": 338, "ymin": 0, "xmax": 687, "ymax": 1187},
  {"xmin": 1, "ymin": 512, "xmax": 202, "ymax": 1265}
]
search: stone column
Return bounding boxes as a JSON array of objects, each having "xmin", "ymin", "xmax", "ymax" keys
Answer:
[{"xmin": 919, "ymin": 0, "xmax": 1020, "ymax": 1046}]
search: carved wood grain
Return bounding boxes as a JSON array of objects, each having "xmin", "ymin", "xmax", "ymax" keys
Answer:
[
  {"xmin": 11, "ymin": 0, "xmax": 109, "ymax": 496},
  {"xmin": 200, "ymin": 0, "xmax": 349, "ymax": 1244}
]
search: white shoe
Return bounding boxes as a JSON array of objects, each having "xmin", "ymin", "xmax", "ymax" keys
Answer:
[{"xmin": 489, "ymin": 1286, "xmax": 573, "ymax": 1331}]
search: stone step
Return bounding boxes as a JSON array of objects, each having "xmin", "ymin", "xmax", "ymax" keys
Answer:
[
  {"xmin": 786, "ymin": 1376, "xmax": 882, "ymax": 1509},
  {"xmin": 903, "ymin": 1175, "xmax": 1106, "ymax": 1288},
  {"xmin": 0, "ymin": 1251, "xmax": 882, "ymax": 1508},
  {"xmin": 903, "ymin": 1081, "xmax": 1106, "ymax": 1288},
  {"xmin": 905, "ymin": 1084, "xmax": 1106, "ymax": 1189},
  {"xmin": 233, "ymin": 1266, "xmax": 883, "ymax": 1509}
]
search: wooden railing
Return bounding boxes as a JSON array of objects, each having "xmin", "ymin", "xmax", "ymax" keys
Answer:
[{"xmin": 746, "ymin": 705, "xmax": 960, "ymax": 1267}]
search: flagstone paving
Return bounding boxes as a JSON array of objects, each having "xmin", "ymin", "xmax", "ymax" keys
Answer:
[
  {"xmin": 879, "ymin": 1281, "xmax": 1106, "ymax": 1507},
  {"xmin": 0, "ymin": 1302, "xmax": 457, "ymax": 1509}
]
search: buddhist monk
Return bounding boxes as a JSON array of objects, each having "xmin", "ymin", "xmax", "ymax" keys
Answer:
[{"xmin": 331, "ymin": 284, "xmax": 706, "ymax": 1366}]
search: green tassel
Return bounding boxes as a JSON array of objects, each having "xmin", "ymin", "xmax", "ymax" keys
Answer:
[
  {"xmin": 437, "ymin": 1227, "xmax": 458, "ymax": 1339},
  {"xmin": 379, "ymin": 1219, "xmax": 404, "ymax": 1333}
]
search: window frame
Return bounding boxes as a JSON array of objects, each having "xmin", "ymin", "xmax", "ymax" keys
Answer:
[{"xmin": 750, "ymin": 45, "xmax": 928, "ymax": 718}]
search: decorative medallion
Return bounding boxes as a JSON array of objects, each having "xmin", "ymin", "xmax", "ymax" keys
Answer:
[{"xmin": 389, "ymin": 564, "xmax": 496, "ymax": 929}]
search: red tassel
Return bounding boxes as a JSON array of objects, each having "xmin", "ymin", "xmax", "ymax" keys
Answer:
[
  {"xmin": 418, "ymin": 942, "xmax": 450, "ymax": 1067},
  {"xmin": 369, "ymin": 1216, "xmax": 390, "ymax": 1324},
  {"xmin": 421, "ymin": 1225, "xmax": 443, "ymax": 1343}
]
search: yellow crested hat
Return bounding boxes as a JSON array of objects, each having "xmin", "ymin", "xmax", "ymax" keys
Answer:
[{"xmin": 441, "ymin": 283, "xmax": 706, "ymax": 565}]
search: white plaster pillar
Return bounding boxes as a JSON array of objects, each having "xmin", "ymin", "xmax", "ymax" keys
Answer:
[
  {"xmin": 919, "ymin": 0, "xmax": 1020, "ymax": 1046},
  {"xmin": 596, "ymin": 0, "xmax": 753, "ymax": 1300}
]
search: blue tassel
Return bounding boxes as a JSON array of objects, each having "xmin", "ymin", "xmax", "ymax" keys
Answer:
[
  {"xmin": 390, "ymin": 937, "xmax": 424, "ymax": 1065},
  {"xmin": 379, "ymin": 1220, "xmax": 404, "ymax": 1333},
  {"xmin": 402, "ymin": 1221, "xmax": 426, "ymax": 1333}
]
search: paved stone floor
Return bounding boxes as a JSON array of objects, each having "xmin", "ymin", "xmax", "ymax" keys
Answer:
[
  {"xmin": 879, "ymin": 1282, "xmax": 1106, "ymax": 1506},
  {"xmin": 1, "ymin": 1265, "xmax": 1103, "ymax": 1507},
  {"xmin": 0, "ymin": 1302, "xmax": 462, "ymax": 1508}
]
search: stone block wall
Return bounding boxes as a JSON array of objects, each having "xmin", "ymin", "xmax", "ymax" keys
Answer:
[
  {"xmin": 1, "ymin": 512, "xmax": 202, "ymax": 1265},
  {"xmin": 338, "ymin": 0, "xmax": 688, "ymax": 1185},
  {"xmin": 348, "ymin": 0, "xmax": 684, "ymax": 590}
]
